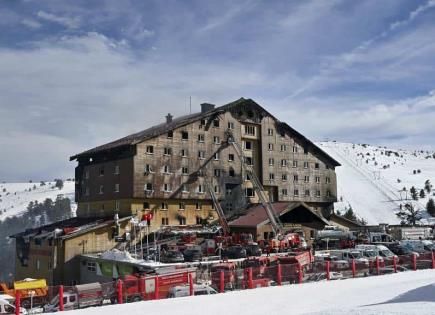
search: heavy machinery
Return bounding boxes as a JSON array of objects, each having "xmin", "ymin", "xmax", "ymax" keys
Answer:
[{"xmin": 0, "ymin": 279, "xmax": 48, "ymax": 308}]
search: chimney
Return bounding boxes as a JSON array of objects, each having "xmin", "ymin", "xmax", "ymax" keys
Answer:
[
  {"xmin": 200, "ymin": 103, "xmax": 215, "ymax": 113},
  {"xmin": 166, "ymin": 113, "xmax": 173, "ymax": 124}
]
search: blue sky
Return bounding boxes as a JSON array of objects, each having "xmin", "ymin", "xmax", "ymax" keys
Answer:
[{"xmin": 1, "ymin": 0, "xmax": 435, "ymax": 181}]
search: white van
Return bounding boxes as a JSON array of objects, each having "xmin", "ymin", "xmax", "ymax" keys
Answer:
[
  {"xmin": 0, "ymin": 295, "xmax": 27, "ymax": 315},
  {"xmin": 168, "ymin": 284, "xmax": 217, "ymax": 298}
]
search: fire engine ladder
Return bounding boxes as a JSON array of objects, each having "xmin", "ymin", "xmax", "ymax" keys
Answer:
[
  {"xmin": 202, "ymin": 167, "xmax": 231, "ymax": 236},
  {"xmin": 226, "ymin": 132, "xmax": 284, "ymax": 237}
]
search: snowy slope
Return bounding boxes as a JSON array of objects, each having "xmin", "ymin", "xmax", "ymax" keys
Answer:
[
  {"xmin": 47, "ymin": 270, "xmax": 435, "ymax": 315},
  {"xmin": 318, "ymin": 142, "xmax": 435, "ymax": 225},
  {"xmin": 0, "ymin": 180, "xmax": 76, "ymax": 221}
]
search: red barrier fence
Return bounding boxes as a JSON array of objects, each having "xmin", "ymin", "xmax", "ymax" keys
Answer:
[{"xmin": 12, "ymin": 251, "xmax": 435, "ymax": 312}]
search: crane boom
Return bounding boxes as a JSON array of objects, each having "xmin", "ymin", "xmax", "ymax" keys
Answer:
[
  {"xmin": 225, "ymin": 131, "xmax": 283, "ymax": 236},
  {"xmin": 203, "ymin": 175, "xmax": 231, "ymax": 236}
]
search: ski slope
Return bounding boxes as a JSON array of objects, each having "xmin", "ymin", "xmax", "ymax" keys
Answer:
[
  {"xmin": 0, "ymin": 180, "xmax": 76, "ymax": 221},
  {"xmin": 318, "ymin": 142, "xmax": 435, "ymax": 224},
  {"xmin": 46, "ymin": 269, "xmax": 435, "ymax": 315}
]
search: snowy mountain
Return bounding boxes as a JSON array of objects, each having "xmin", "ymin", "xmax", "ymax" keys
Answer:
[
  {"xmin": 318, "ymin": 141, "xmax": 435, "ymax": 225},
  {"xmin": 0, "ymin": 180, "xmax": 76, "ymax": 221}
]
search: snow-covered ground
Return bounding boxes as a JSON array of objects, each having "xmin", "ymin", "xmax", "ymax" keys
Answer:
[
  {"xmin": 318, "ymin": 142, "xmax": 435, "ymax": 225},
  {"xmin": 47, "ymin": 269, "xmax": 435, "ymax": 315},
  {"xmin": 0, "ymin": 180, "xmax": 76, "ymax": 221}
]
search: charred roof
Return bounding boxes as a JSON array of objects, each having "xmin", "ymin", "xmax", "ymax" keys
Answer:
[{"xmin": 70, "ymin": 98, "xmax": 340, "ymax": 167}]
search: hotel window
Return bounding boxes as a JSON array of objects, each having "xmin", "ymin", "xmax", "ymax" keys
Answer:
[
  {"xmin": 293, "ymin": 175, "xmax": 299, "ymax": 182},
  {"xmin": 181, "ymin": 131, "xmax": 189, "ymax": 140},
  {"xmin": 213, "ymin": 136, "xmax": 220, "ymax": 144},
  {"xmin": 269, "ymin": 173, "xmax": 275, "ymax": 180},
  {"xmin": 326, "ymin": 190, "xmax": 331, "ymax": 197},
  {"xmin": 181, "ymin": 184, "xmax": 189, "ymax": 193},
  {"xmin": 228, "ymin": 154, "xmax": 235, "ymax": 162},
  {"xmin": 143, "ymin": 202, "xmax": 150, "ymax": 209},
  {"xmin": 197, "ymin": 185, "xmax": 205, "ymax": 193},
  {"xmin": 244, "ymin": 141, "xmax": 253, "ymax": 150},
  {"xmin": 268, "ymin": 143, "xmax": 274, "ymax": 151},
  {"xmin": 304, "ymin": 161, "xmax": 309, "ymax": 169},
  {"xmin": 213, "ymin": 152, "xmax": 220, "ymax": 160},
  {"xmin": 226, "ymin": 203, "xmax": 233, "ymax": 211},
  {"xmin": 163, "ymin": 165, "xmax": 171, "ymax": 174},
  {"xmin": 281, "ymin": 144, "xmax": 287, "ymax": 152},
  {"xmin": 293, "ymin": 146, "xmax": 298, "ymax": 153},
  {"xmin": 228, "ymin": 122, "xmax": 234, "ymax": 129},
  {"xmin": 161, "ymin": 202, "xmax": 168, "ymax": 210},
  {"xmin": 144, "ymin": 183, "xmax": 153, "ymax": 191},
  {"xmin": 179, "ymin": 202, "xmax": 185, "ymax": 210},
  {"xmin": 315, "ymin": 163, "xmax": 320, "ymax": 169},
  {"xmin": 267, "ymin": 128, "xmax": 274, "ymax": 136},
  {"xmin": 305, "ymin": 189, "xmax": 310, "ymax": 196},
  {"xmin": 315, "ymin": 176, "xmax": 320, "ymax": 183},
  {"xmin": 181, "ymin": 149, "xmax": 188, "ymax": 157},
  {"xmin": 281, "ymin": 159, "xmax": 287, "ymax": 167},
  {"xmin": 164, "ymin": 147, "xmax": 172, "ymax": 155},
  {"xmin": 269, "ymin": 158, "xmax": 274, "ymax": 166},
  {"xmin": 293, "ymin": 160, "xmax": 298, "ymax": 168},
  {"xmin": 115, "ymin": 201, "xmax": 120, "ymax": 211},
  {"xmin": 214, "ymin": 169, "xmax": 221, "ymax": 177},
  {"xmin": 245, "ymin": 188, "xmax": 255, "ymax": 197},
  {"xmin": 304, "ymin": 176, "xmax": 309, "ymax": 183},
  {"xmin": 163, "ymin": 183, "xmax": 172, "ymax": 192},
  {"xmin": 245, "ymin": 173, "xmax": 251, "ymax": 181},
  {"xmin": 167, "ymin": 130, "xmax": 173, "ymax": 138},
  {"xmin": 182, "ymin": 167, "xmax": 189, "ymax": 175},
  {"xmin": 87, "ymin": 261, "xmax": 96, "ymax": 272},
  {"xmin": 196, "ymin": 202, "xmax": 202, "ymax": 210},
  {"xmin": 198, "ymin": 134, "xmax": 205, "ymax": 142},
  {"xmin": 213, "ymin": 119, "xmax": 220, "ymax": 128},
  {"xmin": 244, "ymin": 125, "xmax": 255, "ymax": 136},
  {"xmin": 229, "ymin": 167, "xmax": 235, "ymax": 177},
  {"xmin": 281, "ymin": 189, "xmax": 288, "ymax": 196},
  {"xmin": 198, "ymin": 150, "xmax": 206, "ymax": 159},
  {"xmin": 196, "ymin": 216, "xmax": 202, "ymax": 225},
  {"xmin": 282, "ymin": 174, "xmax": 288, "ymax": 181},
  {"xmin": 316, "ymin": 190, "xmax": 321, "ymax": 198},
  {"xmin": 145, "ymin": 164, "xmax": 154, "ymax": 174},
  {"xmin": 146, "ymin": 145, "xmax": 154, "ymax": 154},
  {"xmin": 99, "ymin": 166, "xmax": 104, "ymax": 176},
  {"xmin": 214, "ymin": 185, "xmax": 220, "ymax": 193},
  {"xmin": 99, "ymin": 185, "xmax": 104, "ymax": 194},
  {"xmin": 162, "ymin": 217, "xmax": 169, "ymax": 225},
  {"xmin": 245, "ymin": 157, "xmax": 253, "ymax": 165},
  {"xmin": 114, "ymin": 165, "xmax": 120, "ymax": 175},
  {"xmin": 326, "ymin": 177, "xmax": 331, "ymax": 184},
  {"xmin": 304, "ymin": 147, "xmax": 309, "ymax": 155},
  {"xmin": 114, "ymin": 184, "xmax": 119, "ymax": 193},
  {"xmin": 178, "ymin": 217, "xmax": 186, "ymax": 225},
  {"xmin": 294, "ymin": 189, "xmax": 299, "ymax": 197},
  {"xmin": 85, "ymin": 187, "xmax": 90, "ymax": 196}
]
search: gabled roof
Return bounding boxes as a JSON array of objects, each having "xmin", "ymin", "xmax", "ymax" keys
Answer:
[
  {"xmin": 229, "ymin": 202, "xmax": 330, "ymax": 228},
  {"xmin": 70, "ymin": 98, "xmax": 340, "ymax": 166}
]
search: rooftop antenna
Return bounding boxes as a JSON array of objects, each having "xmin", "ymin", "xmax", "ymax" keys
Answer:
[{"xmin": 189, "ymin": 96, "xmax": 192, "ymax": 114}]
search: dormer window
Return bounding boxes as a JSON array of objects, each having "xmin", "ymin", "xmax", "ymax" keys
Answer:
[
  {"xmin": 181, "ymin": 131, "xmax": 189, "ymax": 140},
  {"xmin": 167, "ymin": 130, "xmax": 173, "ymax": 138}
]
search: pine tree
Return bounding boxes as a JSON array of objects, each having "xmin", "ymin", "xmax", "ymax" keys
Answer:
[
  {"xmin": 396, "ymin": 203, "xmax": 422, "ymax": 225},
  {"xmin": 427, "ymin": 198, "xmax": 435, "ymax": 217},
  {"xmin": 410, "ymin": 186, "xmax": 418, "ymax": 200},
  {"xmin": 419, "ymin": 189, "xmax": 426, "ymax": 199},
  {"xmin": 343, "ymin": 207, "xmax": 358, "ymax": 222},
  {"xmin": 425, "ymin": 180, "xmax": 432, "ymax": 194},
  {"xmin": 55, "ymin": 179, "xmax": 64, "ymax": 190}
]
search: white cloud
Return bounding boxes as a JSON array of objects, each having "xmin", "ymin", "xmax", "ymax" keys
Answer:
[
  {"xmin": 36, "ymin": 10, "xmax": 80, "ymax": 29},
  {"xmin": 390, "ymin": 0, "xmax": 435, "ymax": 31},
  {"xmin": 21, "ymin": 18, "xmax": 41, "ymax": 29}
]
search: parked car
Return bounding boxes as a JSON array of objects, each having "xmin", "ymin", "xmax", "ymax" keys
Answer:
[
  {"xmin": 245, "ymin": 243, "xmax": 262, "ymax": 257},
  {"xmin": 386, "ymin": 243, "xmax": 419, "ymax": 256},
  {"xmin": 160, "ymin": 250, "xmax": 185, "ymax": 263},
  {"xmin": 0, "ymin": 295, "xmax": 27, "ymax": 315},
  {"xmin": 168, "ymin": 284, "xmax": 217, "ymax": 298},
  {"xmin": 183, "ymin": 246, "xmax": 203, "ymax": 262},
  {"xmin": 306, "ymin": 271, "xmax": 343, "ymax": 282},
  {"xmin": 221, "ymin": 245, "xmax": 247, "ymax": 259}
]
